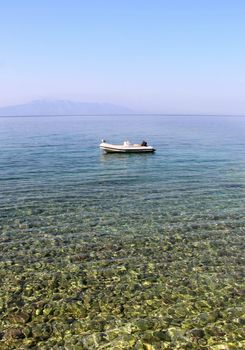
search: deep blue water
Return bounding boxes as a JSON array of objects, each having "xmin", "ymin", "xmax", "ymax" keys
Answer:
[{"xmin": 0, "ymin": 115, "xmax": 245, "ymax": 349}]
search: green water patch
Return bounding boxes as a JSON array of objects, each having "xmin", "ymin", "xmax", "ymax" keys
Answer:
[{"xmin": 0, "ymin": 221, "xmax": 244, "ymax": 349}]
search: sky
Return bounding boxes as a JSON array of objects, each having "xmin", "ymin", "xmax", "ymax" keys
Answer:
[{"xmin": 0, "ymin": 0, "xmax": 244, "ymax": 114}]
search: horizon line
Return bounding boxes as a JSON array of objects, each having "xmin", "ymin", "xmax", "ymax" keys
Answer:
[{"xmin": 0, "ymin": 113, "xmax": 245, "ymax": 118}]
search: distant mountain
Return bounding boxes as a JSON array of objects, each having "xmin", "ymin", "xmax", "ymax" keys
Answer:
[{"xmin": 0, "ymin": 99, "xmax": 134, "ymax": 116}]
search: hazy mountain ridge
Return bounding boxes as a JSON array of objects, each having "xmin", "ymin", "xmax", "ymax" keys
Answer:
[{"xmin": 0, "ymin": 100, "xmax": 134, "ymax": 116}]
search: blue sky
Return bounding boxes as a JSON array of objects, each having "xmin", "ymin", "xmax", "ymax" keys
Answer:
[{"xmin": 0, "ymin": 0, "xmax": 244, "ymax": 114}]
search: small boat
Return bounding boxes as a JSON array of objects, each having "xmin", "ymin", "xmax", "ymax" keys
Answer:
[{"xmin": 100, "ymin": 140, "xmax": 156, "ymax": 153}]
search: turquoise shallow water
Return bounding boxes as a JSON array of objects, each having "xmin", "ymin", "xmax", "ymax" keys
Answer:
[{"xmin": 0, "ymin": 115, "xmax": 245, "ymax": 349}]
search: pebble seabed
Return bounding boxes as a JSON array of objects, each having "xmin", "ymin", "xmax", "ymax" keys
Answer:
[{"xmin": 0, "ymin": 207, "xmax": 244, "ymax": 350}]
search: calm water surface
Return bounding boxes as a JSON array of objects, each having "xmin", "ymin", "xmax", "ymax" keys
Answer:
[{"xmin": 0, "ymin": 116, "xmax": 244, "ymax": 349}]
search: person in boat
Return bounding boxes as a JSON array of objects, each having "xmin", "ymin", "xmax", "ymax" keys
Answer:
[{"xmin": 141, "ymin": 140, "xmax": 147, "ymax": 146}]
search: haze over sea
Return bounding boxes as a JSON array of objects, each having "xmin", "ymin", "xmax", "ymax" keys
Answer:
[{"xmin": 0, "ymin": 115, "xmax": 245, "ymax": 349}]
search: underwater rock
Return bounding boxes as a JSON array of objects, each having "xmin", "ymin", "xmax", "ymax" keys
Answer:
[
  {"xmin": 8, "ymin": 311, "xmax": 31, "ymax": 324},
  {"xmin": 135, "ymin": 318, "xmax": 155, "ymax": 331},
  {"xmin": 187, "ymin": 328, "xmax": 205, "ymax": 338},
  {"xmin": 31, "ymin": 323, "xmax": 52, "ymax": 341},
  {"xmin": 154, "ymin": 330, "xmax": 171, "ymax": 341},
  {"xmin": 209, "ymin": 345, "xmax": 230, "ymax": 350},
  {"xmin": 166, "ymin": 327, "xmax": 185, "ymax": 341},
  {"xmin": 22, "ymin": 326, "xmax": 32, "ymax": 338},
  {"xmin": 3, "ymin": 328, "xmax": 24, "ymax": 340},
  {"xmin": 81, "ymin": 333, "xmax": 101, "ymax": 349},
  {"xmin": 143, "ymin": 343, "xmax": 155, "ymax": 350}
]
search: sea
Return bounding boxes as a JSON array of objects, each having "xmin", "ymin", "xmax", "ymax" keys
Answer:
[{"xmin": 0, "ymin": 115, "xmax": 244, "ymax": 349}]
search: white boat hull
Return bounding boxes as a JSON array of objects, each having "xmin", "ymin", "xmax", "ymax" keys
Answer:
[{"xmin": 100, "ymin": 142, "xmax": 155, "ymax": 153}]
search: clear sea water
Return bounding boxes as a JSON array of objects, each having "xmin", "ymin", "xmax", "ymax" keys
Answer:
[{"xmin": 0, "ymin": 115, "xmax": 244, "ymax": 349}]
